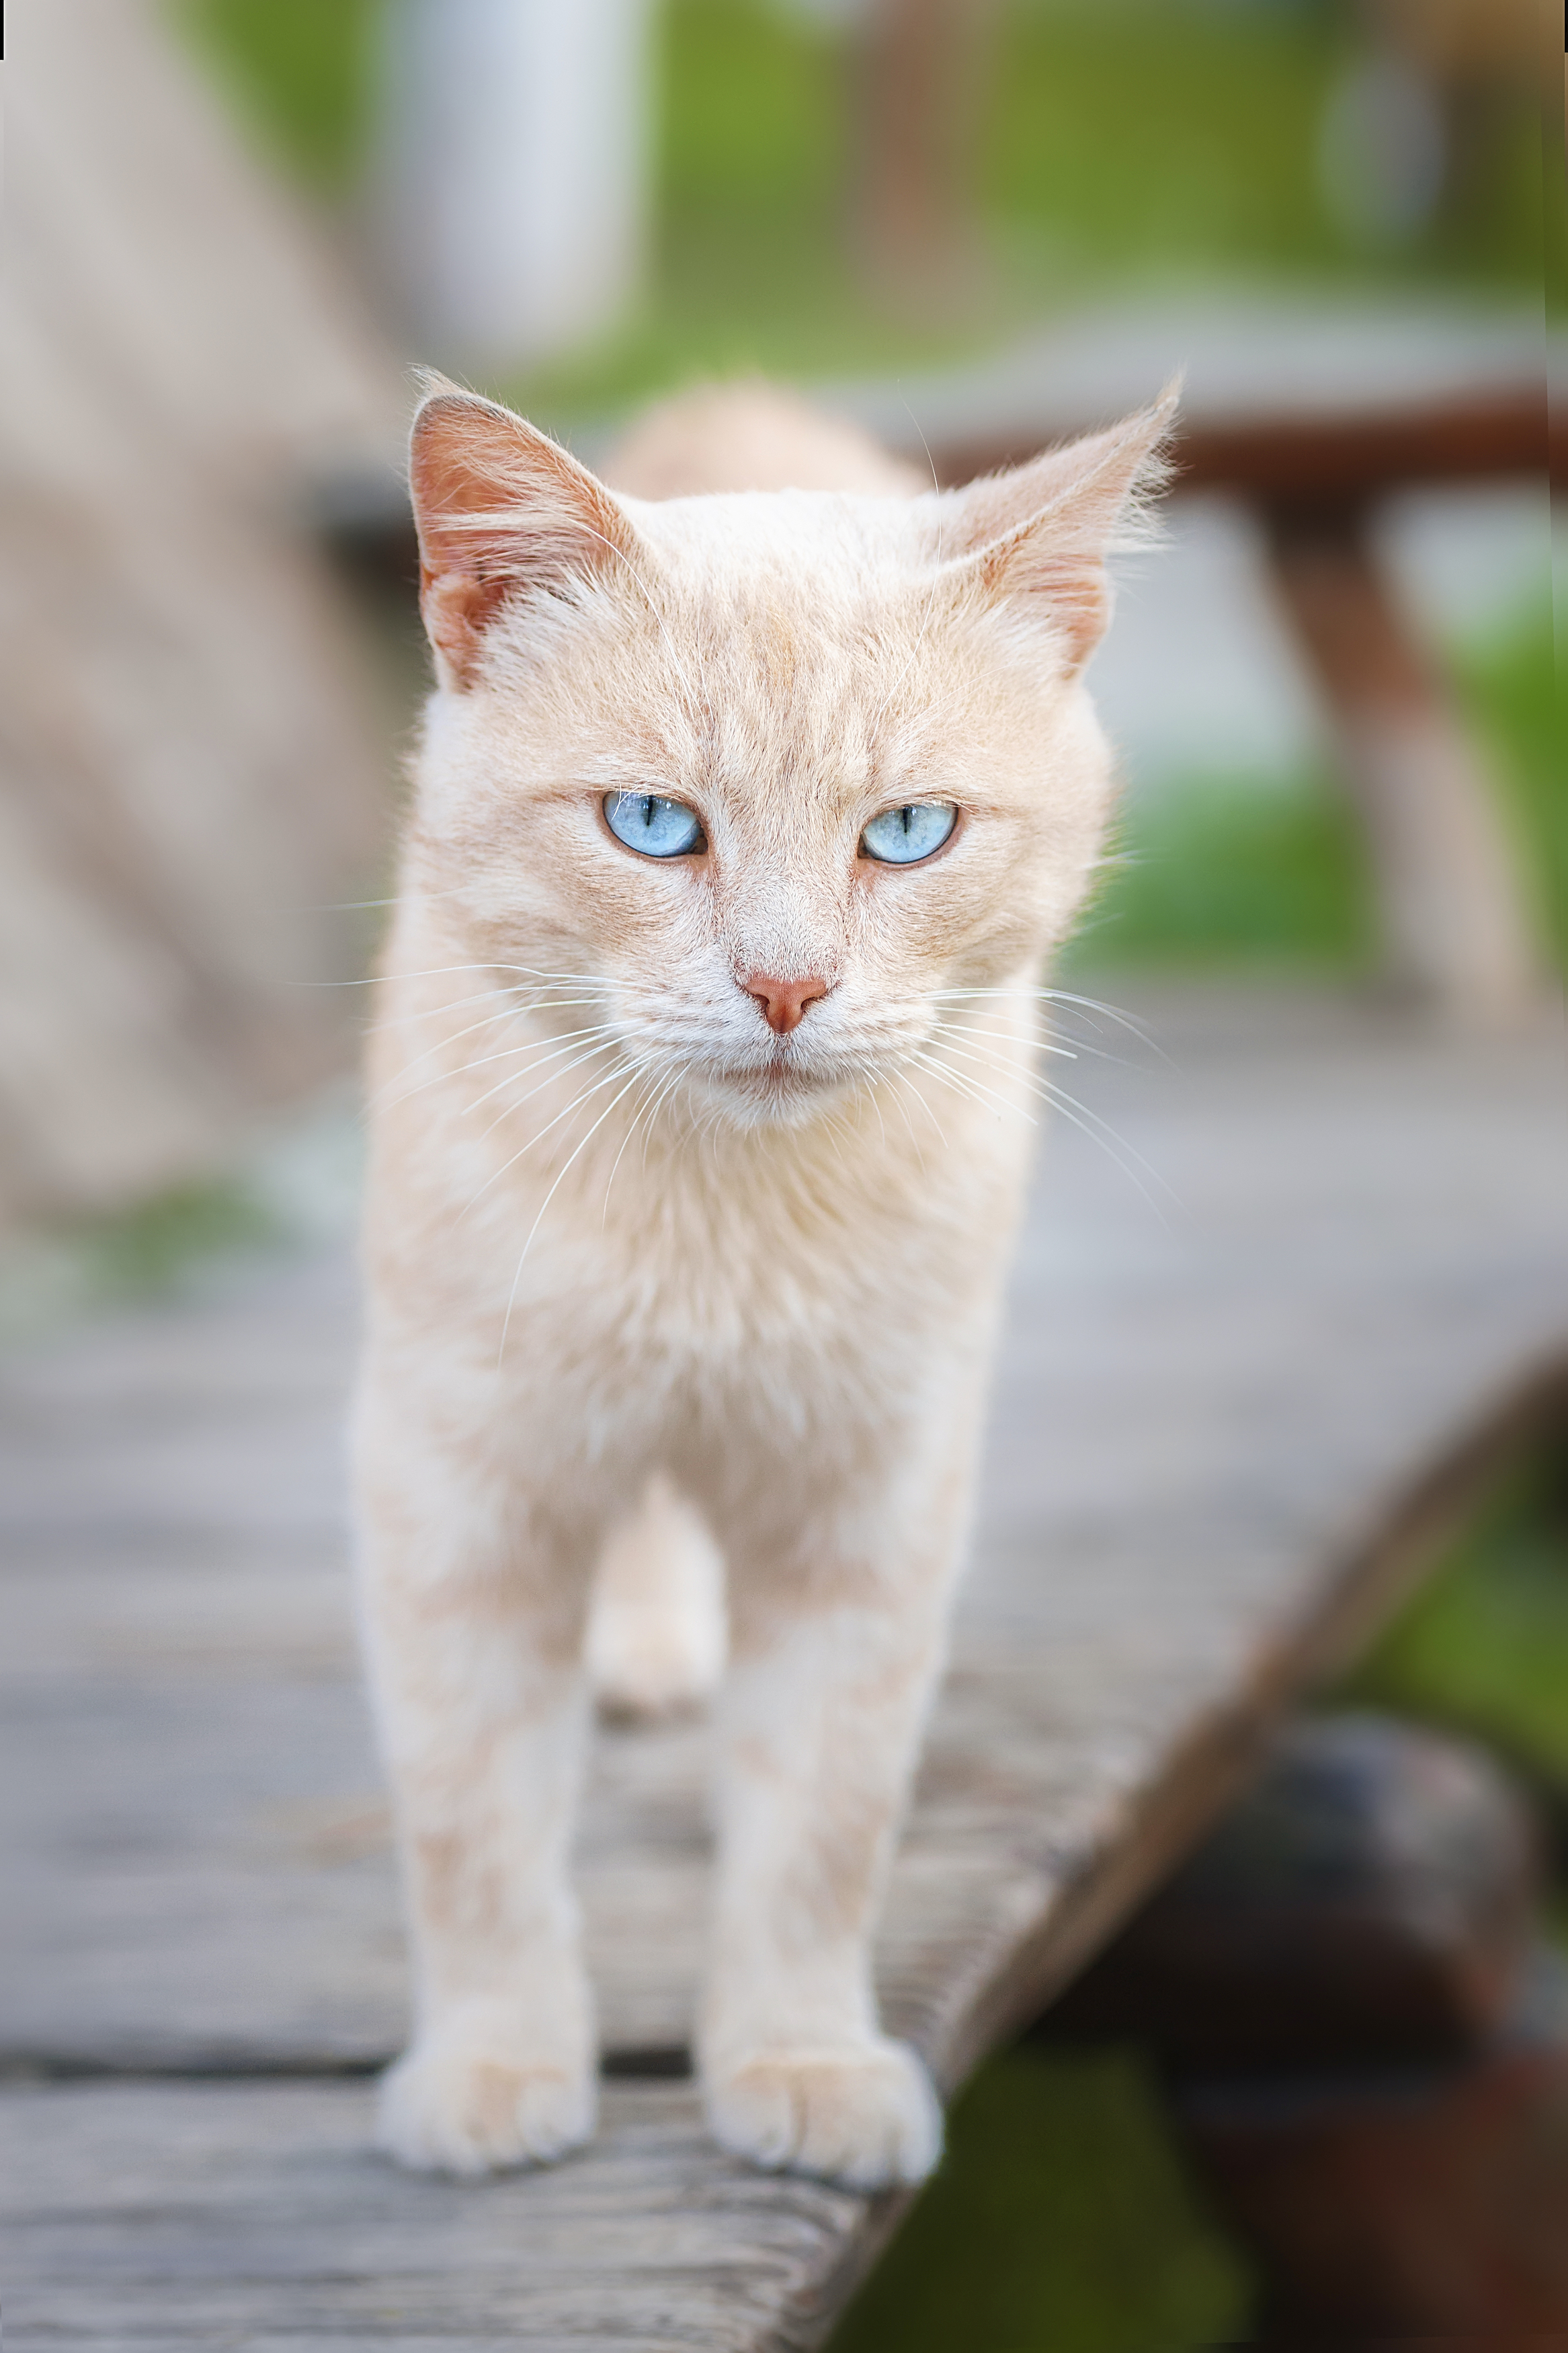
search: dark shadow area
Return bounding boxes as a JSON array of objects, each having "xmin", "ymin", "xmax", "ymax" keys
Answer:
[{"xmin": 829, "ymin": 1424, "xmax": 1568, "ymax": 2352}]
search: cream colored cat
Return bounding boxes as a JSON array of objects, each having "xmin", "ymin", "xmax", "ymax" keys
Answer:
[{"xmin": 353, "ymin": 373, "xmax": 1172, "ymax": 2188}]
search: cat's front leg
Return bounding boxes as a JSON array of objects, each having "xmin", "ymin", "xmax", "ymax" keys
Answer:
[
  {"xmin": 353, "ymin": 1363, "xmax": 597, "ymax": 2176},
  {"xmin": 699, "ymin": 1445, "xmax": 973, "ymax": 2189}
]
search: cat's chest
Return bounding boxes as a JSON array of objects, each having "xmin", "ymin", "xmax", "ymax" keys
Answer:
[
  {"xmin": 515, "ymin": 1128, "xmax": 1020, "ymax": 1376},
  {"xmin": 376, "ymin": 1047, "xmax": 1034, "ymax": 1401}
]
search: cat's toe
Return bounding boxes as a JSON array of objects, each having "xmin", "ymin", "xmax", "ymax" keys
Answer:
[
  {"xmin": 704, "ymin": 2038, "xmax": 942, "ymax": 2188},
  {"xmin": 377, "ymin": 2034, "xmax": 595, "ymax": 2176}
]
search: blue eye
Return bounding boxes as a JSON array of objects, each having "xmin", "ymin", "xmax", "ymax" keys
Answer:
[
  {"xmin": 604, "ymin": 791, "xmax": 705, "ymax": 859},
  {"xmin": 860, "ymin": 802, "xmax": 958, "ymax": 865}
]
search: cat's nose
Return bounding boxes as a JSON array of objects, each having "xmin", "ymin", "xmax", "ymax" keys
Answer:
[{"xmin": 741, "ymin": 973, "xmax": 831, "ymax": 1036}]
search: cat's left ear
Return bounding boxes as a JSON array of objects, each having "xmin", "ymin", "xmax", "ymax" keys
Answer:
[
  {"xmin": 937, "ymin": 385, "xmax": 1179, "ymax": 672},
  {"xmin": 408, "ymin": 378, "xmax": 641, "ymax": 689}
]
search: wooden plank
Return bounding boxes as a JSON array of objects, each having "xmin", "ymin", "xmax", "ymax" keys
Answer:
[
  {"xmin": 2, "ymin": 985, "xmax": 1565, "ymax": 2342},
  {"xmin": 330, "ymin": 381, "xmax": 1556, "ymax": 610},
  {"xmin": 846, "ymin": 299, "xmax": 1557, "ymax": 495},
  {"xmin": 934, "ymin": 389, "xmax": 1554, "ymax": 505},
  {"xmin": 0, "ymin": 2078, "xmax": 864, "ymax": 2350},
  {"xmin": 4, "ymin": 986, "xmax": 1564, "ymax": 2079}
]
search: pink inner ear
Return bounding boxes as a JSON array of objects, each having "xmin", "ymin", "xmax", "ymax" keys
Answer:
[
  {"xmin": 981, "ymin": 534, "xmax": 1114, "ymax": 671},
  {"xmin": 942, "ymin": 393, "xmax": 1177, "ymax": 671},
  {"xmin": 409, "ymin": 393, "xmax": 637, "ymax": 689}
]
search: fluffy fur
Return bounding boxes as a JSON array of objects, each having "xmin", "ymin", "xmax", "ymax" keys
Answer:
[{"xmin": 354, "ymin": 375, "xmax": 1173, "ymax": 2187}]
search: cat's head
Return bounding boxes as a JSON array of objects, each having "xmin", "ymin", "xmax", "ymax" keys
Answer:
[{"xmin": 403, "ymin": 381, "xmax": 1173, "ymax": 1130}]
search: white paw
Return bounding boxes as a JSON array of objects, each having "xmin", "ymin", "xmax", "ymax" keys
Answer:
[
  {"xmin": 588, "ymin": 1477, "xmax": 726, "ymax": 1722},
  {"xmin": 378, "ymin": 2026, "xmax": 595, "ymax": 2176},
  {"xmin": 704, "ymin": 2038, "xmax": 943, "ymax": 2189}
]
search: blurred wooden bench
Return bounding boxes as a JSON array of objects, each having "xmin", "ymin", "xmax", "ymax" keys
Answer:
[
  {"xmin": 3, "ymin": 980, "xmax": 1564, "ymax": 2345},
  {"xmin": 913, "ymin": 306, "xmax": 1557, "ymax": 1026}
]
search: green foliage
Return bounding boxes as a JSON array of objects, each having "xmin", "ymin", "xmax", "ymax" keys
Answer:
[
  {"xmin": 169, "ymin": 0, "xmax": 1545, "ymax": 417},
  {"xmin": 829, "ymin": 2041, "xmax": 1253, "ymax": 2353},
  {"xmin": 1069, "ymin": 770, "xmax": 1374, "ymax": 973},
  {"xmin": 988, "ymin": 0, "xmax": 1541, "ymax": 297},
  {"xmin": 1340, "ymin": 1446, "xmax": 1568, "ymax": 1794},
  {"xmin": 1453, "ymin": 609, "xmax": 1567, "ymax": 971},
  {"xmin": 985, "ymin": 3, "xmax": 1350, "ymax": 293},
  {"xmin": 518, "ymin": 0, "xmax": 975, "ymax": 415},
  {"xmin": 168, "ymin": 0, "xmax": 381, "ymax": 196},
  {"xmin": 0, "ymin": 1175, "xmax": 283, "ymax": 1351},
  {"xmin": 77, "ymin": 1174, "xmax": 281, "ymax": 1298},
  {"xmin": 662, "ymin": 0, "xmax": 845, "ymax": 215}
]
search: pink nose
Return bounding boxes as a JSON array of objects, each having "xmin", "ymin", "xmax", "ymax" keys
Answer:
[{"xmin": 742, "ymin": 973, "xmax": 830, "ymax": 1037}]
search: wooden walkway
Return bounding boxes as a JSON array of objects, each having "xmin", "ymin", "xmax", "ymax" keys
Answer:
[{"xmin": 3, "ymin": 982, "xmax": 1565, "ymax": 2348}]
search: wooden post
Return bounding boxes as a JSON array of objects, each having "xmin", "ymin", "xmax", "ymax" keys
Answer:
[
  {"xmin": 852, "ymin": 0, "xmax": 999, "ymax": 301},
  {"xmin": 1183, "ymin": 1991, "xmax": 1568, "ymax": 2348},
  {"xmin": 1267, "ymin": 506, "xmax": 1542, "ymax": 1025},
  {"xmin": 1046, "ymin": 1714, "xmax": 1568, "ymax": 2343}
]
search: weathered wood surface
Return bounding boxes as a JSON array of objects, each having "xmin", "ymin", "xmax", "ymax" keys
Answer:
[
  {"xmin": 0, "ymin": 0, "xmax": 402, "ymax": 1228},
  {"xmin": 833, "ymin": 297, "xmax": 1557, "ymax": 495},
  {"xmin": 0, "ymin": 2080, "xmax": 866, "ymax": 2352},
  {"xmin": 3, "ymin": 982, "xmax": 1565, "ymax": 2345}
]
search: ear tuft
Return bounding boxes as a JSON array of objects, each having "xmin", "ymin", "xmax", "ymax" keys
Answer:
[
  {"xmin": 944, "ymin": 382, "xmax": 1180, "ymax": 671},
  {"xmin": 408, "ymin": 383, "xmax": 639, "ymax": 688}
]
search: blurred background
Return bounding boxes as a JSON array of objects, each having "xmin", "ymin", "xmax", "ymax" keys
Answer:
[
  {"xmin": 1, "ymin": 1, "xmax": 1561, "ymax": 2341},
  {"xmin": 2, "ymin": 0, "xmax": 1556, "ymax": 1318}
]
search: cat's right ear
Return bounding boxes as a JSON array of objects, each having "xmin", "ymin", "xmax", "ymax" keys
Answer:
[
  {"xmin": 934, "ymin": 386, "xmax": 1179, "ymax": 673},
  {"xmin": 408, "ymin": 383, "xmax": 639, "ymax": 689}
]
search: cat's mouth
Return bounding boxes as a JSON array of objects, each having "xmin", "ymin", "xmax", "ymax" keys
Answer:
[
  {"xmin": 694, "ymin": 1040, "xmax": 852, "ymax": 1123},
  {"xmin": 737, "ymin": 1054, "xmax": 833, "ymax": 1099}
]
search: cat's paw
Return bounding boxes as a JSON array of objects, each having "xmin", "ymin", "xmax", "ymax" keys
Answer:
[
  {"xmin": 378, "ymin": 2028, "xmax": 595, "ymax": 2176},
  {"xmin": 704, "ymin": 2038, "xmax": 942, "ymax": 2188}
]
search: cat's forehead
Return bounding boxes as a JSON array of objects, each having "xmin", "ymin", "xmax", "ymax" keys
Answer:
[
  {"xmin": 515, "ymin": 489, "xmax": 1057, "ymax": 823},
  {"xmin": 638, "ymin": 489, "xmax": 976, "ymax": 709},
  {"xmin": 620, "ymin": 497, "xmax": 975, "ymax": 795}
]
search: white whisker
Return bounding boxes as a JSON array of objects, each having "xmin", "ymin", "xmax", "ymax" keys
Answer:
[
  {"xmin": 497, "ymin": 1065, "xmax": 647, "ymax": 1365},
  {"xmin": 930, "ymin": 1005, "xmax": 1079, "ymax": 1063},
  {"xmin": 927, "ymin": 1025, "xmax": 1173, "ymax": 1209},
  {"xmin": 460, "ymin": 1055, "xmax": 633, "ymax": 1218},
  {"xmin": 641, "ymin": 1066, "xmax": 686, "ymax": 1174},
  {"xmin": 470, "ymin": 1040, "xmax": 623, "ymax": 1142},
  {"xmin": 600, "ymin": 1061, "xmax": 678, "ymax": 1221},
  {"xmin": 458, "ymin": 1027, "xmax": 622, "ymax": 1117},
  {"xmin": 911, "ymin": 1049, "xmax": 1036, "ymax": 1128},
  {"xmin": 933, "ymin": 986, "xmax": 1163, "ymax": 1059},
  {"xmin": 893, "ymin": 1068, "xmax": 947, "ymax": 1151},
  {"xmin": 370, "ymin": 1004, "xmax": 535, "ymax": 1105},
  {"xmin": 368, "ymin": 986, "xmax": 525, "ymax": 1033},
  {"xmin": 379, "ymin": 1021, "xmax": 619, "ymax": 1118}
]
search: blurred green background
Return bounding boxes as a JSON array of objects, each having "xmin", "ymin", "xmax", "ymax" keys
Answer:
[
  {"xmin": 169, "ymin": 0, "xmax": 1559, "ymax": 987},
  {"xmin": 171, "ymin": 0, "xmax": 1546, "ymax": 373}
]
